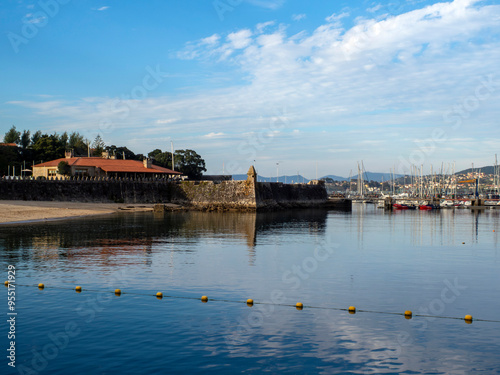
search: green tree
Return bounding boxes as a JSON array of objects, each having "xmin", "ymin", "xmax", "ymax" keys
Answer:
[
  {"xmin": 3, "ymin": 126, "xmax": 21, "ymax": 144},
  {"xmin": 92, "ymin": 134, "xmax": 105, "ymax": 157},
  {"xmin": 106, "ymin": 145, "xmax": 137, "ymax": 160},
  {"xmin": 148, "ymin": 149, "xmax": 163, "ymax": 159},
  {"xmin": 20, "ymin": 130, "xmax": 31, "ymax": 150},
  {"xmin": 149, "ymin": 149, "xmax": 173, "ymax": 169},
  {"xmin": 31, "ymin": 134, "xmax": 65, "ymax": 162},
  {"xmin": 19, "ymin": 130, "xmax": 33, "ymax": 160},
  {"xmin": 31, "ymin": 130, "xmax": 43, "ymax": 145},
  {"xmin": 0, "ymin": 144, "xmax": 22, "ymax": 176},
  {"xmin": 175, "ymin": 149, "xmax": 206, "ymax": 179},
  {"xmin": 157, "ymin": 152, "xmax": 173, "ymax": 169},
  {"xmin": 60, "ymin": 132, "xmax": 68, "ymax": 149},
  {"xmin": 57, "ymin": 161, "xmax": 71, "ymax": 176},
  {"xmin": 68, "ymin": 132, "xmax": 88, "ymax": 156}
]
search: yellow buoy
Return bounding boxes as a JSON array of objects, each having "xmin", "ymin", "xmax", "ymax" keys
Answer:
[
  {"xmin": 246, "ymin": 299, "xmax": 254, "ymax": 306},
  {"xmin": 75, "ymin": 286, "xmax": 82, "ymax": 293},
  {"xmin": 404, "ymin": 310, "xmax": 412, "ymax": 319},
  {"xmin": 4, "ymin": 281, "xmax": 9, "ymax": 287},
  {"xmin": 201, "ymin": 296, "xmax": 208, "ymax": 302},
  {"xmin": 296, "ymin": 302, "xmax": 303, "ymax": 310},
  {"xmin": 348, "ymin": 306, "xmax": 356, "ymax": 314},
  {"xmin": 156, "ymin": 292, "xmax": 163, "ymax": 299},
  {"xmin": 38, "ymin": 283, "xmax": 45, "ymax": 289},
  {"xmin": 464, "ymin": 314, "xmax": 473, "ymax": 323},
  {"xmin": 115, "ymin": 289, "xmax": 122, "ymax": 296}
]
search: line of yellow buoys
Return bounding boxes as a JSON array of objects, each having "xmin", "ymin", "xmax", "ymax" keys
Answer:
[{"xmin": 5, "ymin": 281, "xmax": 495, "ymax": 325}]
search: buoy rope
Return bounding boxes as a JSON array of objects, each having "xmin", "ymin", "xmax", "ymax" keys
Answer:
[{"xmin": 5, "ymin": 282, "xmax": 500, "ymax": 323}]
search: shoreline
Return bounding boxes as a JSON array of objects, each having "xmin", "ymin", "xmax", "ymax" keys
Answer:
[
  {"xmin": 0, "ymin": 200, "xmax": 163, "ymax": 225},
  {"xmin": 0, "ymin": 199, "xmax": 351, "ymax": 225}
]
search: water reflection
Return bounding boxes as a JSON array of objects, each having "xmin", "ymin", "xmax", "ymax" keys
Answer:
[
  {"xmin": 1, "ymin": 206, "xmax": 500, "ymax": 374},
  {"xmin": 0, "ymin": 209, "xmax": 330, "ymax": 268},
  {"xmin": 345, "ymin": 203, "xmax": 500, "ymax": 247},
  {"xmin": 2, "ymin": 207, "xmax": 498, "ymax": 270}
]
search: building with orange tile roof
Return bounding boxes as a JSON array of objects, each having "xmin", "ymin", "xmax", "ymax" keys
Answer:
[{"xmin": 33, "ymin": 150, "xmax": 182, "ymax": 179}]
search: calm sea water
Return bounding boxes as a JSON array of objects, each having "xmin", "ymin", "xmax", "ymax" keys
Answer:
[{"xmin": 1, "ymin": 204, "xmax": 499, "ymax": 374}]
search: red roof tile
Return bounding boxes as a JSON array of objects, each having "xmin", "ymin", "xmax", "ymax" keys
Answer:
[{"xmin": 33, "ymin": 157, "xmax": 181, "ymax": 175}]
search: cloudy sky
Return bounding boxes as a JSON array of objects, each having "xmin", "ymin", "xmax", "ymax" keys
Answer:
[{"xmin": 1, "ymin": 0, "xmax": 499, "ymax": 177}]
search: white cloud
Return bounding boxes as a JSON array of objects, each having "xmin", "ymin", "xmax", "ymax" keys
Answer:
[
  {"xmin": 292, "ymin": 14, "xmax": 306, "ymax": 21},
  {"xmin": 327, "ymin": 148, "xmax": 351, "ymax": 153},
  {"xmin": 204, "ymin": 132, "xmax": 225, "ymax": 138},
  {"xmin": 23, "ymin": 13, "xmax": 47, "ymax": 24},
  {"xmin": 325, "ymin": 12, "xmax": 349, "ymax": 26},
  {"xmin": 156, "ymin": 119, "xmax": 178, "ymax": 124},
  {"xmin": 177, "ymin": 34, "xmax": 221, "ymax": 60},
  {"xmin": 227, "ymin": 29, "xmax": 253, "ymax": 49},
  {"xmin": 10, "ymin": 0, "xmax": 500, "ymax": 176},
  {"xmin": 178, "ymin": 30, "xmax": 253, "ymax": 61},
  {"xmin": 201, "ymin": 34, "xmax": 220, "ymax": 45},
  {"xmin": 367, "ymin": 4, "xmax": 382, "ymax": 13},
  {"xmin": 245, "ymin": 0, "xmax": 285, "ymax": 10},
  {"xmin": 97, "ymin": 6, "xmax": 109, "ymax": 11},
  {"xmin": 256, "ymin": 21, "xmax": 275, "ymax": 33}
]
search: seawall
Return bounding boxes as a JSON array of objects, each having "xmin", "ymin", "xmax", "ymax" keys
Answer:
[
  {"xmin": 179, "ymin": 180, "xmax": 256, "ymax": 210},
  {"xmin": 0, "ymin": 177, "xmax": 332, "ymax": 211},
  {"xmin": 256, "ymin": 182, "xmax": 327, "ymax": 209},
  {"xmin": 0, "ymin": 178, "xmax": 186, "ymax": 204}
]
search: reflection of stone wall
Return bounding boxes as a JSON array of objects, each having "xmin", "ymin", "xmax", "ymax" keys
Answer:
[
  {"xmin": 0, "ymin": 177, "xmax": 328, "ymax": 210},
  {"xmin": 1, "ymin": 210, "xmax": 328, "ymax": 267}
]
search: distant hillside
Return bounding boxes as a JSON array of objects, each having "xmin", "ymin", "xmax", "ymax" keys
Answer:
[
  {"xmin": 217, "ymin": 167, "xmax": 497, "ymax": 184},
  {"xmin": 230, "ymin": 171, "xmax": 405, "ymax": 183},
  {"xmin": 231, "ymin": 174, "xmax": 251, "ymax": 181},
  {"xmin": 456, "ymin": 166, "xmax": 495, "ymax": 175},
  {"xmin": 320, "ymin": 174, "xmax": 347, "ymax": 181},
  {"xmin": 352, "ymin": 172, "xmax": 404, "ymax": 183}
]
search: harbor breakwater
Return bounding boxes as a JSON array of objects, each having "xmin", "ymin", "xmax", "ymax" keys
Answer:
[{"xmin": 0, "ymin": 167, "xmax": 346, "ymax": 211}]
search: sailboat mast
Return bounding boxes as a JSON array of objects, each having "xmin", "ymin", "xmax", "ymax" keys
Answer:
[{"xmin": 495, "ymin": 155, "xmax": 498, "ymax": 195}]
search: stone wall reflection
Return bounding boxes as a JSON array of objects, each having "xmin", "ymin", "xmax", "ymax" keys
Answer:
[{"xmin": 0, "ymin": 209, "xmax": 329, "ymax": 268}]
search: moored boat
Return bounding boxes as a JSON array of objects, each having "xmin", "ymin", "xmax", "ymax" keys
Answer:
[
  {"xmin": 419, "ymin": 205, "xmax": 433, "ymax": 210},
  {"xmin": 393, "ymin": 203, "xmax": 409, "ymax": 210},
  {"xmin": 440, "ymin": 200, "xmax": 454, "ymax": 208}
]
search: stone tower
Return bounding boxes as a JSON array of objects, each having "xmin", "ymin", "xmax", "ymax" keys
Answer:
[{"xmin": 247, "ymin": 165, "xmax": 257, "ymax": 183}]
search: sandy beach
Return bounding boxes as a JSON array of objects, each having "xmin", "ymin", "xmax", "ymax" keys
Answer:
[{"xmin": 0, "ymin": 200, "xmax": 157, "ymax": 224}]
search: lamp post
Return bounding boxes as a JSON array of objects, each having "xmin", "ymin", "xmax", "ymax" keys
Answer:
[{"xmin": 171, "ymin": 141, "xmax": 175, "ymax": 171}]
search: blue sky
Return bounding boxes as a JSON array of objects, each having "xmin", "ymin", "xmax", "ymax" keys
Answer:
[{"xmin": 1, "ymin": 0, "xmax": 499, "ymax": 178}]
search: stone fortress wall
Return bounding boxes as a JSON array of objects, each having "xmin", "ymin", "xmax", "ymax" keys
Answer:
[{"xmin": 0, "ymin": 167, "xmax": 330, "ymax": 210}]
